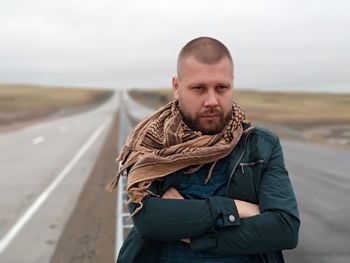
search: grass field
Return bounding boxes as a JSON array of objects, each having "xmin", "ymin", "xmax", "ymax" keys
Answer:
[
  {"xmin": 0, "ymin": 84, "xmax": 113, "ymax": 129},
  {"xmin": 129, "ymin": 88, "xmax": 350, "ymax": 146}
]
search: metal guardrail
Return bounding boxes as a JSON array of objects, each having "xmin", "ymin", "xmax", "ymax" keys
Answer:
[
  {"xmin": 115, "ymin": 90, "xmax": 154, "ymax": 260},
  {"xmin": 115, "ymin": 92, "xmax": 131, "ymax": 257}
]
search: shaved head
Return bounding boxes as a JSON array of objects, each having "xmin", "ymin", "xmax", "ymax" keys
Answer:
[{"xmin": 177, "ymin": 37, "xmax": 233, "ymax": 79}]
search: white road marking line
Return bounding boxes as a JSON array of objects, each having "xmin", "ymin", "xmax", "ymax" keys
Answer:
[
  {"xmin": 32, "ymin": 136, "xmax": 45, "ymax": 145},
  {"xmin": 0, "ymin": 118, "xmax": 111, "ymax": 253}
]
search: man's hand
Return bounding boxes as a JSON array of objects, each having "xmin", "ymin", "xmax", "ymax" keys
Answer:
[
  {"xmin": 234, "ymin": 199, "xmax": 260, "ymax": 218},
  {"xmin": 162, "ymin": 187, "xmax": 184, "ymax": 199}
]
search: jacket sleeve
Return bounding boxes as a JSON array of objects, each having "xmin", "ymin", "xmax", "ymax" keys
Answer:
[
  {"xmin": 190, "ymin": 137, "xmax": 300, "ymax": 254},
  {"xmin": 129, "ymin": 195, "xmax": 242, "ymax": 241}
]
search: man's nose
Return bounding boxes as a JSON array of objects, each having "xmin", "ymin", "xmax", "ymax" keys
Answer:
[{"xmin": 204, "ymin": 90, "xmax": 219, "ymax": 107}]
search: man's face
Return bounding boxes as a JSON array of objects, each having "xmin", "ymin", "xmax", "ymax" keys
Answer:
[{"xmin": 173, "ymin": 56, "xmax": 234, "ymax": 135}]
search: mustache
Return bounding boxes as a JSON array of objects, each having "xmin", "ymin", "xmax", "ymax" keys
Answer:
[{"xmin": 199, "ymin": 108, "xmax": 224, "ymax": 116}]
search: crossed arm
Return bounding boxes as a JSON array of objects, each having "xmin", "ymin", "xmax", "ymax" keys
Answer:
[
  {"xmin": 130, "ymin": 188, "xmax": 298, "ymax": 254},
  {"xmin": 163, "ymin": 187, "xmax": 260, "ymax": 220},
  {"xmin": 162, "ymin": 187, "xmax": 260, "ymax": 244}
]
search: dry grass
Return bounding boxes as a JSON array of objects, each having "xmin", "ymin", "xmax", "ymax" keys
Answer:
[
  {"xmin": 234, "ymin": 90, "xmax": 350, "ymax": 129},
  {"xmin": 0, "ymin": 84, "xmax": 113, "ymax": 127},
  {"xmin": 129, "ymin": 88, "xmax": 350, "ymax": 131}
]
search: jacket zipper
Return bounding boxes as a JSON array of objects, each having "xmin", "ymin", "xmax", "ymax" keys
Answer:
[
  {"xmin": 239, "ymin": 159, "xmax": 265, "ymax": 174},
  {"xmin": 225, "ymin": 128, "xmax": 267, "ymax": 263},
  {"xmin": 225, "ymin": 128, "xmax": 255, "ymax": 197}
]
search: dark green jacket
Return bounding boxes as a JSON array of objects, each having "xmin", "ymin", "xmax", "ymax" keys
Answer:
[{"xmin": 117, "ymin": 125, "xmax": 300, "ymax": 263}]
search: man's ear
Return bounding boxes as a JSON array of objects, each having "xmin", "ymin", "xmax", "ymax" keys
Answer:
[{"xmin": 172, "ymin": 76, "xmax": 179, "ymax": 100}]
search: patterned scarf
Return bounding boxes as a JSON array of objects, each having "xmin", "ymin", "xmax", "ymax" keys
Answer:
[{"xmin": 107, "ymin": 99, "xmax": 247, "ymax": 215}]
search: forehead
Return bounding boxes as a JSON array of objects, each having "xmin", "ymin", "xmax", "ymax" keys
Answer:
[{"xmin": 179, "ymin": 56, "xmax": 233, "ymax": 84}]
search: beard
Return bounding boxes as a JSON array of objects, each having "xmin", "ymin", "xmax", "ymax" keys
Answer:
[{"xmin": 179, "ymin": 106, "xmax": 232, "ymax": 135}]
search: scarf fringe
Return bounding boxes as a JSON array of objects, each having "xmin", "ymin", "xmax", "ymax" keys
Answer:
[
  {"xmin": 127, "ymin": 181, "xmax": 158, "ymax": 217},
  {"xmin": 205, "ymin": 161, "xmax": 217, "ymax": 184},
  {"xmin": 106, "ymin": 170, "xmax": 122, "ymax": 192}
]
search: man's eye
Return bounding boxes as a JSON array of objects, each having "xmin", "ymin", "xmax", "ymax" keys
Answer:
[
  {"xmin": 193, "ymin": 86, "xmax": 204, "ymax": 90},
  {"xmin": 217, "ymin": 86, "xmax": 228, "ymax": 91}
]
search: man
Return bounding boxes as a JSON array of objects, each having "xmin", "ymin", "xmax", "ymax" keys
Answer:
[{"xmin": 108, "ymin": 36, "xmax": 300, "ymax": 263}]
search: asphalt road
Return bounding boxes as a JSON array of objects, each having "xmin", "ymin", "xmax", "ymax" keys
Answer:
[
  {"xmin": 283, "ymin": 141, "xmax": 350, "ymax": 263},
  {"xmin": 0, "ymin": 91, "xmax": 120, "ymax": 263}
]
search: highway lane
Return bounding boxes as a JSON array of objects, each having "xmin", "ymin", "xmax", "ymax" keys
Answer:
[
  {"xmin": 0, "ymin": 91, "xmax": 119, "ymax": 262},
  {"xmin": 283, "ymin": 141, "xmax": 350, "ymax": 263},
  {"xmin": 119, "ymin": 93, "xmax": 350, "ymax": 263}
]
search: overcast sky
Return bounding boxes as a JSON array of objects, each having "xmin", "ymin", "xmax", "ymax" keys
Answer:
[{"xmin": 0, "ymin": 0, "xmax": 349, "ymax": 92}]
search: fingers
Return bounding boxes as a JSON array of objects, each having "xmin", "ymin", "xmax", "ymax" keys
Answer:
[
  {"xmin": 162, "ymin": 187, "xmax": 184, "ymax": 199},
  {"xmin": 234, "ymin": 199, "xmax": 260, "ymax": 218},
  {"xmin": 181, "ymin": 238, "xmax": 191, "ymax": 244}
]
